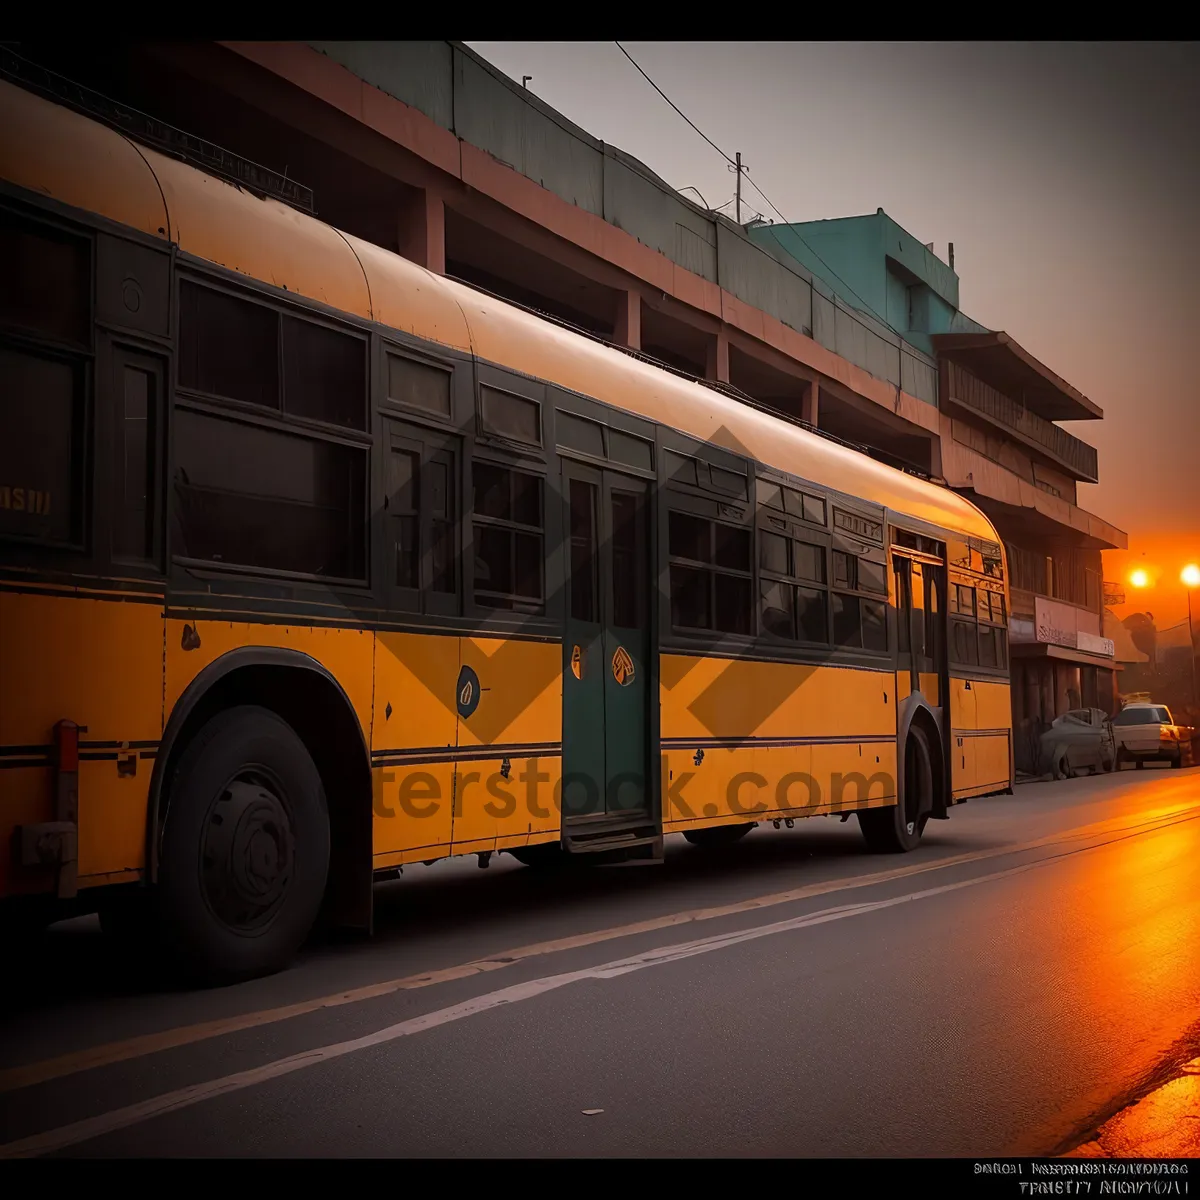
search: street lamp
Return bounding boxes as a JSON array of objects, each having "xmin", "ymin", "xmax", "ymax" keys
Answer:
[{"xmin": 1184, "ymin": 564, "xmax": 1200, "ymax": 710}]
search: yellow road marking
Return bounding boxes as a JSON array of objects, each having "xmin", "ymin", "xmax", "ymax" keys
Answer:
[{"xmin": 2, "ymin": 796, "xmax": 1197, "ymax": 1095}]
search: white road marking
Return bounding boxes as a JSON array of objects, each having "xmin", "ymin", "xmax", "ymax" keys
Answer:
[{"xmin": 0, "ymin": 840, "xmax": 1145, "ymax": 1160}]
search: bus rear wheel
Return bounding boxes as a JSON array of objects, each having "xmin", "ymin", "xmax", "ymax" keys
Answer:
[
  {"xmin": 158, "ymin": 705, "xmax": 330, "ymax": 986},
  {"xmin": 858, "ymin": 725, "xmax": 934, "ymax": 854},
  {"xmin": 682, "ymin": 823, "xmax": 755, "ymax": 848}
]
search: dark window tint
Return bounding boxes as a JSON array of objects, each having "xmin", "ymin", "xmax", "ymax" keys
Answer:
[
  {"xmin": 480, "ymin": 385, "xmax": 540, "ymax": 445},
  {"xmin": 609, "ymin": 429, "xmax": 652, "ymax": 471},
  {"xmin": 859, "ymin": 559, "xmax": 887, "ymax": 594},
  {"xmin": 473, "ymin": 463, "xmax": 513, "ymax": 521},
  {"xmin": 715, "ymin": 573, "xmax": 752, "ymax": 635},
  {"xmin": 669, "ymin": 510, "xmax": 710, "ymax": 563},
  {"xmin": 670, "ymin": 564, "xmax": 710, "ymax": 629},
  {"xmin": 0, "ymin": 210, "xmax": 90, "ymax": 345},
  {"xmin": 428, "ymin": 456, "xmax": 454, "ymax": 594},
  {"xmin": 388, "ymin": 353, "xmax": 451, "ymax": 418},
  {"xmin": 795, "ymin": 541, "xmax": 825, "ymax": 583},
  {"xmin": 611, "ymin": 490, "xmax": 646, "ymax": 629},
  {"xmin": 952, "ymin": 618, "xmax": 978, "ymax": 665},
  {"xmin": 833, "ymin": 551, "xmax": 856, "ymax": 590},
  {"xmin": 386, "ymin": 446, "xmax": 419, "ymax": 589},
  {"xmin": 708, "ymin": 465, "xmax": 746, "ymax": 498},
  {"xmin": 665, "ymin": 451, "xmax": 698, "ymax": 487},
  {"xmin": 954, "ymin": 584, "xmax": 977, "ymax": 616},
  {"xmin": 978, "ymin": 624, "xmax": 1000, "ymax": 668},
  {"xmin": 173, "ymin": 409, "xmax": 365, "ymax": 579},
  {"xmin": 0, "ymin": 346, "xmax": 80, "ymax": 544},
  {"xmin": 782, "ymin": 487, "xmax": 805, "ymax": 519},
  {"xmin": 282, "ymin": 316, "xmax": 365, "ymax": 430},
  {"xmin": 569, "ymin": 479, "xmax": 598, "ymax": 622},
  {"xmin": 833, "ymin": 592, "xmax": 862, "ymax": 648},
  {"xmin": 796, "ymin": 586, "xmax": 827, "ymax": 642},
  {"xmin": 559, "ymin": 412, "xmax": 604, "ymax": 458},
  {"xmin": 757, "ymin": 479, "xmax": 782, "ymax": 510},
  {"xmin": 862, "ymin": 599, "xmax": 887, "ymax": 652},
  {"xmin": 803, "ymin": 493, "xmax": 826, "ymax": 525},
  {"xmin": 113, "ymin": 361, "xmax": 158, "ymax": 561},
  {"xmin": 179, "ymin": 283, "xmax": 279, "ymax": 409},
  {"xmin": 760, "ymin": 578, "xmax": 793, "ymax": 639},
  {"xmin": 472, "ymin": 461, "xmax": 544, "ymax": 609},
  {"xmin": 714, "ymin": 523, "xmax": 750, "ymax": 570},
  {"xmin": 760, "ymin": 530, "xmax": 789, "ymax": 575}
]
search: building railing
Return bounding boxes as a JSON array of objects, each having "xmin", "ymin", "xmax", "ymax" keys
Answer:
[
  {"xmin": 946, "ymin": 361, "xmax": 1099, "ymax": 482},
  {"xmin": 1005, "ymin": 543, "xmax": 1103, "ymax": 614}
]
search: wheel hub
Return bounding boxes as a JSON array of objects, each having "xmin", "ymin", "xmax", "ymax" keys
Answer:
[{"xmin": 201, "ymin": 777, "xmax": 294, "ymax": 933}]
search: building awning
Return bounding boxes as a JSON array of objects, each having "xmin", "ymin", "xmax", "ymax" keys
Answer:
[
  {"xmin": 1010, "ymin": 641, "xmax": 1119, "ymax": 669},
  {"xmin": 931, "ymin": 331, "xmax": 1103, "ymax": 422}
]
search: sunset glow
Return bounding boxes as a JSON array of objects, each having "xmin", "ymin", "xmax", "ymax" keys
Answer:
[{"xmin": 1130, "ymin": 568, "xmax": 1150, "ymax": 589}]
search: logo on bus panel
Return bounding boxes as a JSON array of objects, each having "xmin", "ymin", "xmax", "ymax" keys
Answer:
[
  {"xmin": 456, "ymin": 665, "xmax": 481, "ymax": 718},
  {"xmin": 570, "ymin": 645, "xmax": 583, "ymax": 680},
  {"xmin": 612, "ymin": 646, "xmax": 635, "ymax": 687}
]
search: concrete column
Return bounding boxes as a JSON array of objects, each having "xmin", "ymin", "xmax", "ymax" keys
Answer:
[
  {"xmin": 705, "ymin": 330, "xmax": 730, "ymax": 384},
  {"xmin": 805, "ymin": 380, "xmax": 820, "ymax": 426},
  {"xmin": 614, "ymin": 290, "xmax": 641, "ymax": 350},
  {"xmin": 397, "ymin": 189, "xmax": 445, "ymax": 275}
]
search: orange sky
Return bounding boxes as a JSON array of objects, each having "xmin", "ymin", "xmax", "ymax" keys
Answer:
[
  {"xmin": 1106, "ymin": 533, "xmax": 1200, "ymax": 631},
  {"xmin": 470, "ymin": 41, "xmax": 1200, "ymax": 630}
]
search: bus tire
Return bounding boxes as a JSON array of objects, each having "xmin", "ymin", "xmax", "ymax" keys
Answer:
[
  {"xmin": 682, "ymin": 823, "xmax": 755, "ymax": 848},
  {"xmin": 157, "ymin": 705, "xmax": 330, "ymax": 986},
  {"xmin": 858, "ymin": 725, "xmax": 933, "ymax": 854}
]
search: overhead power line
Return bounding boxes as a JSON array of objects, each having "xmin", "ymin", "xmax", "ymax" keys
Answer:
[{"xmin": 611, "ymin": 42, "xmax": 884, "ymax": 324}]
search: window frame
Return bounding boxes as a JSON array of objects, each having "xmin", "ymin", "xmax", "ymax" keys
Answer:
[
  {"xmin": 170, "ymin": 266, "xmax": 373, "ymax": 588},
  {"xmin": 755, "ymin": 498, "xmax": 831, "ymax": 648},
  {"xmin": 468, "ymin": 450, "xmax": 549, "ymax": 616},
  {"xmin": 666, "ymin": 489, "xmax": 755, "ymax": 638},
  {"xmin": 381, "ymin": 417, "xmax": 461, "ymax": 618},
  {"xmin": 0, "ymin": 199, "xmax": 96, "ymax": 557}
]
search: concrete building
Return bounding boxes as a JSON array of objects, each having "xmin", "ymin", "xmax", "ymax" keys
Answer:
[
  {"xmin": 3, "ymin": 41, "xmax": 1128, "ymax": 766},
  {"xmin": 753, "ymin": 211, "xmax": 1127, "ymax": 769}
]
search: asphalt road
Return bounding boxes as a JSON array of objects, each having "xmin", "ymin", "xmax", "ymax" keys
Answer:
[{"xmin": 2, "ymin": 762, "xmax": 1199, "ymax": 1158}]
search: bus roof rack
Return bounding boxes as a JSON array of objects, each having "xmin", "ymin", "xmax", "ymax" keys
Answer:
[
  {"xmin": 0, "ymin": 45, "xmax": 315, "ymax": 215},
  {"xmin": 446, "ymin": 273, "xmax": 931, "ymax": 480}
]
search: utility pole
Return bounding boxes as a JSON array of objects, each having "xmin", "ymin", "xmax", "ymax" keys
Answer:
[{"xmin": 735, "ymin": 152, "xmax": 742, "ymax": 225}]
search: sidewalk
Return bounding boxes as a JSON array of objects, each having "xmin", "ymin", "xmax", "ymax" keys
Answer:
[{"xmin": 1063, "ymin": 1058, "xmax": 1200, "ymax": 1158}]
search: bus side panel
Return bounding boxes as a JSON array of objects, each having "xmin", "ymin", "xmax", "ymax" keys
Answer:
[
  {"xmin": 371, "ymin": 630, "xmax": 459, "ymax": 864},
  {"xmin": 949, "ymin": 676, "xmax": 977, "ymax": 797},
  {"xmin": 970, "ymin": 679, "xmax": 1012, "ymax": 795},
  {"xmin": 0, "ymin": 590, "xmax": 163, "ymax": 892},
  {"xmin": 455, "ymin": 636, "xmax": 562, "ymax": 855},
  {"xmin": 660, "ymin": 654, "xmax": 895, "ymax": 830}
]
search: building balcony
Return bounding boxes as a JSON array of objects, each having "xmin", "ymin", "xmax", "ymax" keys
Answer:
[{"xmin": 941, "ymin": 359, "xmax": 1099, "ymax": 483}]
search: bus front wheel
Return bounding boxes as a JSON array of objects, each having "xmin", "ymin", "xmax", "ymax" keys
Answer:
[
  {"xmin": 858, "ymin": 725, "xmax": 934, "ymax": 854},
  {"xmin": 158, "ymin": 705, "xmax": 330, "ymax": 986}
]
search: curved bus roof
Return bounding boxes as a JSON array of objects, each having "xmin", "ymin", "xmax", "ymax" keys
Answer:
[{"xmin": 0, "ymin": 79, "xmax": 999, "ymax": 544}]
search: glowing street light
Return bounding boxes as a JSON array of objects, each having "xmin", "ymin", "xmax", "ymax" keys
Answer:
[
  {"xmin": 1130, "ymin": 568, "xmax": 1150, "ymax": 589},
  {"xmin": 1183, "ymin": 564, "xmax": 1200, "ymax": 589}
]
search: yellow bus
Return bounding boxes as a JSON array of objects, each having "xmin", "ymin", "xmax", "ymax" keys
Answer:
[{"xmin": 0, "ymin": 77, "xmax": 1013, "ymax": 983}]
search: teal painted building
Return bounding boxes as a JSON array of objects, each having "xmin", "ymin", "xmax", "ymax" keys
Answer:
[{"xmin": 749, "ymin": 209, "xmax": 988, "ymax": 359}]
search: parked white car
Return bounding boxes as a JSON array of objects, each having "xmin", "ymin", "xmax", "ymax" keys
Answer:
[{"xmin": 1112, "ymin": 703, "xmax": 1189, "ymax": 770}]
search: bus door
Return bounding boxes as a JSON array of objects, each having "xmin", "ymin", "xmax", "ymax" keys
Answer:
[
  {"xmin": 892, "ymin": 550, "xmax": 947, "ymax": 724},
  {"xmin": 561, "ymin": 463, "xmax": 652, "ymax": 829}
]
